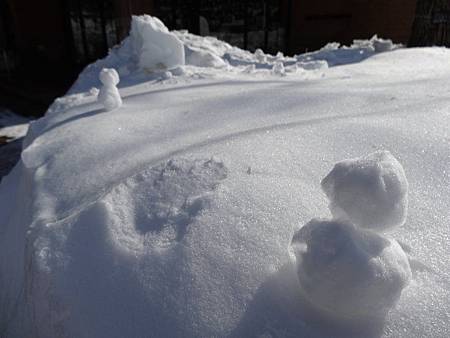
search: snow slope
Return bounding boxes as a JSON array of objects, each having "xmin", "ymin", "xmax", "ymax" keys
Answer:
[{"xmin": 1, "ymin": 16, "xmax": 449, "ymax": 338}]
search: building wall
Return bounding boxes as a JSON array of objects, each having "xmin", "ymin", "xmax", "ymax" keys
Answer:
[
  {"xmin": 6, "ymin": 0, "xmax": 70, "ymax": 76},
  {"xmin": 288, "ymin": 0, "xmax": 417, "ymax": 53}
]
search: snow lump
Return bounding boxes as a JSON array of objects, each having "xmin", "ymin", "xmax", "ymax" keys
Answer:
[
  {"xmin": 291, "ymin": 219, "xmax": 412, "ymax": 320},
  {"xmin": 98, "ymin": 68, "xmax": 122, "ymax": 111},
  {"xmin": 321, "ymin": 151, "xmax": 408, "ymax": 231},
  {"xmin": 130, "ymin": 15, "xmax": 185, "ymax": 71}
]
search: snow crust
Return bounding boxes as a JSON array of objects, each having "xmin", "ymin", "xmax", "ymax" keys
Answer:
[
  {"xmin": 322, "ymin": 151, "xmax": 408, "ymax": 231},
  {"xmin": 1, "ymin": 15, "xmax": 449, "ymax": 338}
]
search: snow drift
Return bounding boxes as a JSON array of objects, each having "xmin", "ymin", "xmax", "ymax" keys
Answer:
[{"xmin": 0, "ymin": 14, "xmax": 449, "ymax": 338}]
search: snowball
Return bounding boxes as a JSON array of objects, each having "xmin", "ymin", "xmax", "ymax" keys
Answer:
[
  {"xmin": 321, "ymin": 151, "xmax": 408, "ymax": 231},
  {"xmin": 130, "ymin": 15, "xmax": 185, "ymax": 71},
  {"xmin": 89, "ymin": 87, "xmax": 99, "ymax": 96},
  {"xmin": 98, "ymin": 68, "xmax": 122, "ymax": 111},
  {"xmin": 291, "ymin": 219, "xmax": 412, "ymax": 320}
]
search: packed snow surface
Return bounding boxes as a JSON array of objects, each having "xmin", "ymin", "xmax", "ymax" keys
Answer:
[
  {"xmin": 321, "ymin": 151, "xmax": 408, "ymax": 231},
  {"xmin": 1, "ymin": 15, "xmax": 450, "ymax": 338}
]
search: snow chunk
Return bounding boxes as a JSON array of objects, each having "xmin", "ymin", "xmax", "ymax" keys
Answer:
[
  {"xmin": 130, "ymin": 15, "xmax": 185, "ymax": 71},
  {"xmin": 98, "ymin": 68, "xmax": 122, "ymax": 111},
  {"xmin": 291, "ymin": 219, "xmax": 412, "ymax": 320},
  {"xmin": 185, "ymin": 46, "xmax": 227, "ymax": 68},
  {"xmin": 297, "ymin": 60, "xmax": 328, "ymax": 71},
  {"xmin": 321, "ymin": 151, "xmax": 408, "ymax": 231}
]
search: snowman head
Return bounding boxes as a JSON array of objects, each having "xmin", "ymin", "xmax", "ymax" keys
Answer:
[{"xmin": 99, "ymin": 68, "xmax": 120, "ymax": 86}]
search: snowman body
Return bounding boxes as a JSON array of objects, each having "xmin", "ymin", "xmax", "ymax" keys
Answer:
[{"xmin": 98, "ymin": 68, "xmax": 122, "ymax": 111}]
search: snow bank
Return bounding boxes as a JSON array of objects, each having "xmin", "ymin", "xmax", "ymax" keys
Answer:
[
  {"xmin": 321, "ymin": 151, "xmax": 408, "ymax": 231},
  {"xmin": 291, "ymin": 219, "xmax": 411, "ymax": 320},
  {"xmin": 130, "ymin": 15, "xmax": 185, "ymax": 71},
  {"xmin": 2, "ymin": 14, "xmax": 449, "ymax": 338},
  {"xmin": 67, "ymin": 16, "xmax": 402, "ymax": 95},
  {"xmin": 98, "ymin": 68, "xmax": 122, "ymax": 111}
]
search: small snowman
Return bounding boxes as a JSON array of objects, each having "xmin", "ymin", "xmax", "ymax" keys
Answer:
[
  {"xmin": 98, "ymin": 68, "xmax": 122, "ymax": 111},
  {"xmin": 291, "ymin": 151, "xmax": 412, "ymax": 321}
]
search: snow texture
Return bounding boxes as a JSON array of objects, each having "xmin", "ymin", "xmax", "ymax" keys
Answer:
[
  {"xmin": 97, "ymin": 68, "xmax": 122, "ymax": 111},
  {"xmin": 130, "ymin": 15, "xmax": 185, "ymax": 71},
  {"xmin": 291, "ymin": 219, "xmax": 411, "ymax": 320},
  {"xmin": 321, "ymin": 151, "xmax": 408, "ymax": 231}
]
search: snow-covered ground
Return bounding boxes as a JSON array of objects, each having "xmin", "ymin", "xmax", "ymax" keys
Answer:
[{"xmin": 0, "ymin": 15, "xmax": 449, "ymax": 338}]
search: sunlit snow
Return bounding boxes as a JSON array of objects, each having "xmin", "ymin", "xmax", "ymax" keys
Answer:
[{"xmin": 0, "ymin": 15, "xmax": 449, "ymax": 338}]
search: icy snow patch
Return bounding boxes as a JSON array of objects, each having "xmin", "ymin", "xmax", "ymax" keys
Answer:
[
  {"xmin": 291, "ymin": 219, "xmax": 412, "ymax": 320},
  {"xmin": 321, "ymin": 151, "xmax": 408, "ymax": 231},
  {"xmin": 98, "ymin": 68, "xmax": 122, "ymax": 111},
  {"xmin": 130, "ymin": 15, "xmax": 185, "ymax": 71}
]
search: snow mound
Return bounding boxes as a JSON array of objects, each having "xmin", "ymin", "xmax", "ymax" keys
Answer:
[
  {"xmin": 291, "ymin": 219, "xmax": 412, "ymax": 320},
  {"xmin": 67, "ymin": 16, "xmax": 402, "ymax": 95},
  {"xmin": 297, "ymin": 35, "xmax": 399, "ymax": 67},
  {"xmin": 98, "ymin": 68, "xmax": 122, "ymax": 111},
  {"xmin": 321, "ymin": 151, "xmax": 408, "ymax": 231},
  {"xmin": 130, "ymin": 15, "xmax": 185, "ymax": 71}
]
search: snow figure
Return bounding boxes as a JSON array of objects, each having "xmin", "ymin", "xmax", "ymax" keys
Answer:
[
  {"xmin": 130, "ymin": 15, "xmax": 185, "ymax": 71},
  {"xmin": 272, "ymin": 61, "xmax": 285, "ymax": 76},
  {"xmin": 291, "ymin": 150, "xmax": 412, "ymax": 323},
  {"xmin": 291, "ymin": 219, "xmax": 412, "ymax": 320},
  {"xmin": 255, "ymin": 48, "xmax": 267, "ymax": 63},
  {"xmin": 98, "ymin": 68, "xmax": 122, "ymax": 111},
  {"xmin": 321, "ymin": 150, "xmax": 408, "ymax": 231}
]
